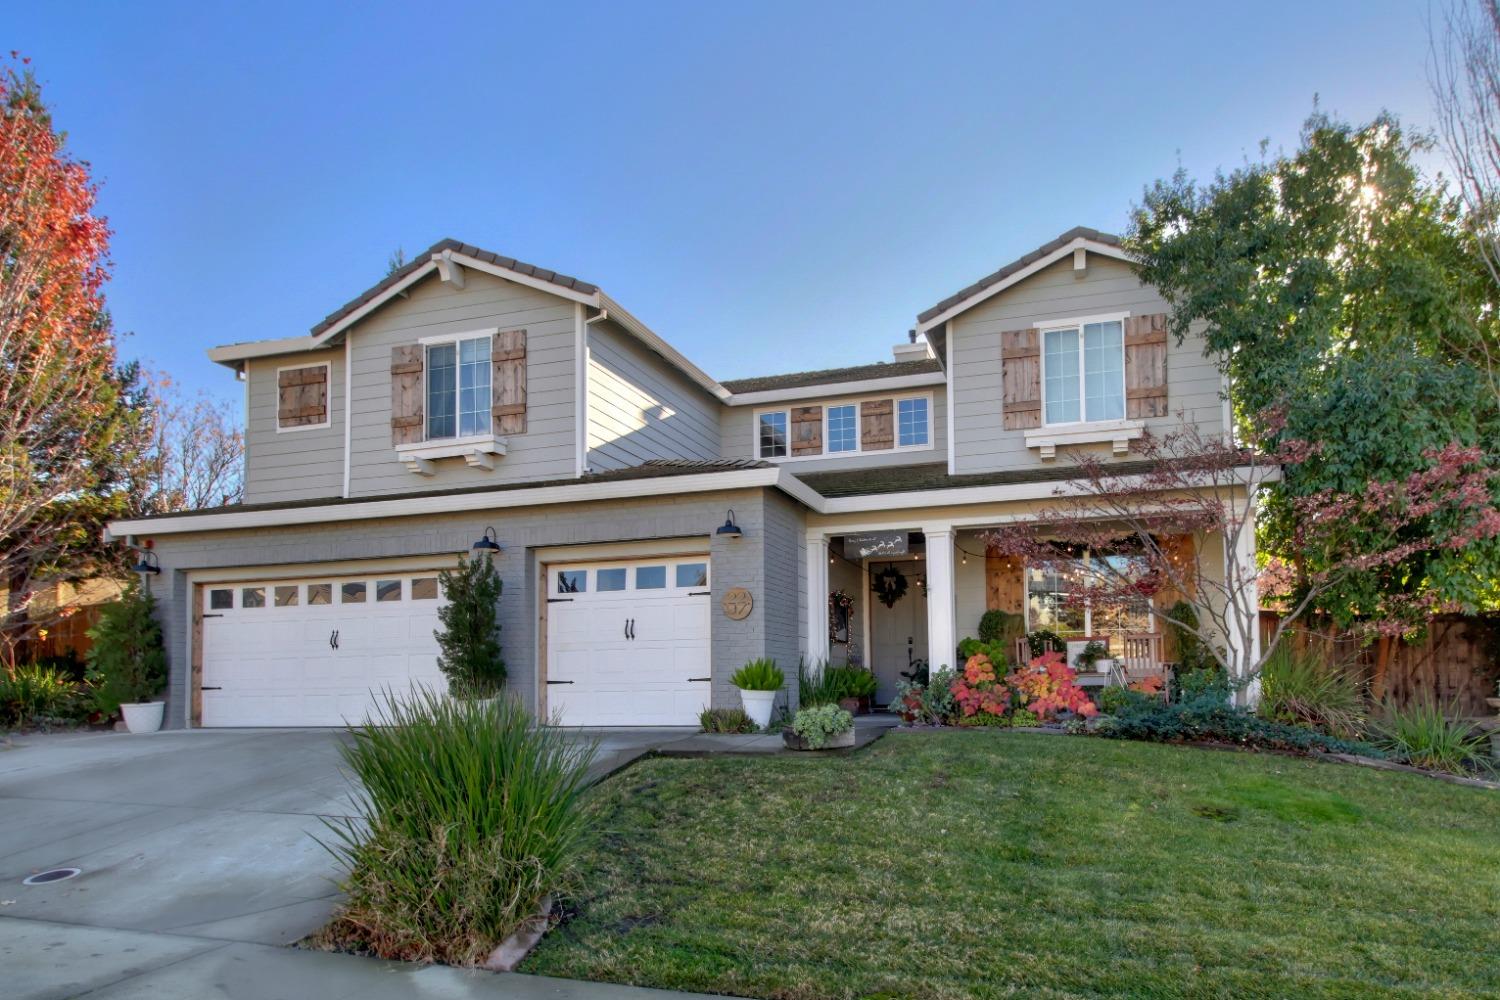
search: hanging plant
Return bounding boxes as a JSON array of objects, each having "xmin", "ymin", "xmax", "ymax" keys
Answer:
[
  {"xmin": 872, "ymin": 565, "xmax": 909, "ymax": 608},
  {"xmin": 829, "ymin": 589, "xmax": 855, "ymax": 642}
]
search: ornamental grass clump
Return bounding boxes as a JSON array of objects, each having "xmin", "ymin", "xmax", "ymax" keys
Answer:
[
  {"xmin": 730, "ymin": 658, "xmax": 784, "ymax": 691},
  {"xmin": 317, "ymin": 687, "xmax": 595, "ymax": 966},
  {"xmin": 1374, "ymin": 698, "xmax": 1492, "ymax": 776},
  {"xmin": 1258, "ymin": 645, "xmax": 1366, "ymax": 738}
]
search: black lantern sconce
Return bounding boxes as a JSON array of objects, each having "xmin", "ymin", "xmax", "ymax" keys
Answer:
[
  {"xmin": 471, "ymin": 527, "xmax": 502, "ymax": 555},
  {"xmin": 132, "ymin": 550, "xmax": 161, "ymax": 576},
  {"xmin": 715, "ymin": 509, "xmax": 743, "ymax": 540}
]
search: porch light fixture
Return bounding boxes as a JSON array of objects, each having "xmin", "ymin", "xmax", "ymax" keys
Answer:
[
  {"xmin": 131, "ymin": 550, "xmax": 161, "ymax": 575},
  {"xmin": 471, "ymin": 527, "xmax": 502, "ymax": 554},
  {"xmin": 715, "ymin": 509, "xmax": 743, "ymax": 540}
]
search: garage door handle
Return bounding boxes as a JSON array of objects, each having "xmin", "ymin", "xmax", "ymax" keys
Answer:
[
  {"xmin": 628, "ymin": 618, "xmax": 635, "ymax": 640},
  {"xmin": 546, "ymin": 680, "xmax": 574, "ymax": 685},
  {"xmin": 688, "ymin": 591, "xmax": 710, "ymax": 596},
  {"xmin": 202, "ymin": 686, "xmax": 223, "ymax": 691}
]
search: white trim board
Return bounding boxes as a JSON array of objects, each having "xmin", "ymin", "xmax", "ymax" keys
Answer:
[{"xmin": 915, "ymin": 237, "xmax": 1135, "ymax": 334}]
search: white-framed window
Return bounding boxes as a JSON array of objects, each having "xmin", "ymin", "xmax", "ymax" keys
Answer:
[
  {"xmin": 758, "ymin": 411, "xmax": 788, "ymax": 458},
  {"xmin": 425, "ymin": 334, "xmax": 491, "ymax": 439},
  {"xmin": 897, "ymin": 397, "xmax": 929, "ymax": 447},
  {"xmin": 1041, "ymin": 317, "xmax": 1125, "ymax": 425},
  {"xmin": 1025, "ymin": 551, "xmax": 1152, "ymax": 649},
  {"xmin": 753, "ymin": 392, "xmax": 934, "ymax": 461},
  {"xmin": 827, "ymin": 404, "xmax": 857, "ymax": 453}
]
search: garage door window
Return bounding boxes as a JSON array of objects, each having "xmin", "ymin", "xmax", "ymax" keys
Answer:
[
  {"xmin": 557, "ymin": 570, "xmax": 587, "ymax": 594},
  {"xmin": 241, "ymin": 587, "xmax": 265, "ymax": 608},
  {"xmin": 274, "ymin": 585, "xmax": 299, "ymax": 607},
  {"xmin": 675, "ymin": 562, "xmax": 708, "ymax": 588},
  {"xmin": 411, "ymin": 577, "xmax": 438, "ymax": 600},
  {"xmin": 342, "ymin": 582, "xmax": 366, "ymax": 603},
  {"xmin": 307, "ymin": 583, "xmax": 332, "ymax": 605},
  {"xmin": 209, "ymin": 589, "xmax": 233, "ymax": 610},
  {"xmin": 376, "ymin": 580, "xmax": 402, "ymax": 602},
  {"xmin": 635, "ymin": 566, "xmax": 666, "ymax": 589},
  {"xmin": 597, "ymin": 568, "xmax": 627, "ymax": 592}
]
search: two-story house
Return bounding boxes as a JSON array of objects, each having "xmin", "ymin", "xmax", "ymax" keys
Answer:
[{"xmin": 105, "ymin": 227, "xmax": 1258, "ymax": 729}]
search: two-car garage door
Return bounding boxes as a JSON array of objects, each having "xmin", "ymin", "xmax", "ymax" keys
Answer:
[
  {"xmin": 199, "ymin": 572, "xmax": 447, "ymax": 727},
  {"xmin": 197, "ymin": 556, "xmax": 713, "ymax": 728}
]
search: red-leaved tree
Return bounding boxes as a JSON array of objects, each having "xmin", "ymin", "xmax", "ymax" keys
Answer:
[
  {"xmin": 0, "ymin": 56, "xmax": 138, "ymax": 668},
  {"xmin": 985, "ymin": 418, "xmax": 1500, "ymax": 699}
]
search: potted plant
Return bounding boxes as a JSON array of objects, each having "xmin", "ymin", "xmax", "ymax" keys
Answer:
[
  {"xmin": 845, "ymin": 667, "xmax": 877, "ymax": 714},
  {"xmin": 435, "ymin": 551, "xmax": 506, "ymax": 699},
  {"xmin": 1076, "ymin": 639, "xmax": 1111, "ymax": 673},
  {"xmin": 783, "ymin": 703, "xmax": 855, "ymax": 750},
  {"xmin": 86, "ymin": 584, "xmax": 167, "ymax": 733},
  {"xmin": 730, "ymin": 658, "xmax": 784, "ymax": 729}
]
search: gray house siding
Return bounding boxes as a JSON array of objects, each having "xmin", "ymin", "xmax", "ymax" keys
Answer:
[
  {"xmin": 242, "ymin": 347, "xmax": 345, "ymax": 504},
  {"xmin": 585, "ymin": 321, "xmax": 721, "ymax": 472},
  {"xmin": 346, "ymin": 270, "xmax": 578, "ymax": 497},
  {"xmin": 949, "ymin": 254, "xmax": 1224, "ymax": 474},
  {"xmin": 719, "ymin": 384, "xmax": 948, "ymax": 474},
  {"xmin": 146, "ymin": 485, "xmax": 805, "ymax": 729}
]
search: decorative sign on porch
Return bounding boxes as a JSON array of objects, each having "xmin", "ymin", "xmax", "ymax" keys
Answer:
[
  {"xmin": 844, "ymin": 531, "xmax": 907, "ymax": 560},
  {"xmin": 722, "ymin": 586, "xmax": 754, "ymax": 620}
]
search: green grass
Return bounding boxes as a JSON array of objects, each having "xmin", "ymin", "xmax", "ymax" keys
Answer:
[{"xmin": 523, "ymin": 731, "xmax": 1500, "ymax": 999}]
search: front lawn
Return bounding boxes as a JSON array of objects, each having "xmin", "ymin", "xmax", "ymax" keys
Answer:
[{"xmin": 523, "ymin": 732, "xmax": 1500, "ymax": 999}]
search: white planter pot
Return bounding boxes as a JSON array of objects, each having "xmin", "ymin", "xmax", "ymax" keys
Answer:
[
  {"xmin": 121, "ymin": 701, "xmax": 164, "ymax": 734},
  {"xmin": 738, "ymin": 688, "xmax": 776, "ymax": 729}
]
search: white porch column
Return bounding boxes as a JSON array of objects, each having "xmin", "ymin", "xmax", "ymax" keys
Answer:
[
  {"xmin": 923, "ymin": 526, "xmax": 957, "ymax": 673},
  {"xmin": 805, "ymin": 532, "xmax": 830, "ymax": 667}
]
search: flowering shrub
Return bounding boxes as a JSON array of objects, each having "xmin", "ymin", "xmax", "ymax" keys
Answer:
[
  {"xmin": 950, "ymin": 654, "xmax": 1011, "ymax": 719},
  {"xmin": 1129, "ymin": 675, "xmax": 1165, "ymax": 697},
  {"xmin": 1007, "ymin": 652, "xmax": 1097, "ymax": 720}
]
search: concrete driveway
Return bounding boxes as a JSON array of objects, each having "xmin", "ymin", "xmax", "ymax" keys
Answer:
[{"xmin": 0, "ymin": 726, "xmax": 706, "ymax": 999}]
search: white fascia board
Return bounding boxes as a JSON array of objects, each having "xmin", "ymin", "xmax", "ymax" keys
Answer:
[
  {"xmin": 207, "ymin": 336, "xmax": 321, "ymax": 366},
  {"xmin": 308, "ymin": 260, "xmax": 440, "ymax": 347},
  {"xmin": 449, "ymin": 252, "xmax": 601, "ymax": 308},
  {"xmin": 596, "ymin": 293, "xmax": 729, "ymax": 400},
  {"xmin": 915, "ymin": 239, "xmax": 1135, "ymax": 335},
  {"xmin": 817, "ymin": 463, "xmax": 1278, "ymax": 515},
  {"xmin": 724, "ymin": 371, "xmax": 946, "ymax": 406},
  {"xmin": 106, "ymin": 467, "xmax": 788, "ymax": 540}
]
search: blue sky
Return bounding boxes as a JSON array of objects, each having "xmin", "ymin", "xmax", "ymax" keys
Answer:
[{"xmin": 13, "ymin": 1, "xmax": 1436, "ymax": 405}]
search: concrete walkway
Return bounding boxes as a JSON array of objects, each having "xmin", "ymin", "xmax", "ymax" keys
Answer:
[{"xmin": 0, "ymin": 719, "xmax": 893, "ymax": 999}]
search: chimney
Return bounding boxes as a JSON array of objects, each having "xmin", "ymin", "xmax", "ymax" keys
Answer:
[{"xmin": 892, "ymin": 331, "xmax": 934, "ymax": 363}]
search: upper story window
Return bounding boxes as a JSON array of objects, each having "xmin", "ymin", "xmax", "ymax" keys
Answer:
[
  {"xmin": 426, "ymin": 335, "xmax": 491, "ymax": 439},
  {"xmin": 754, "ymin": 392, "xmax": 933, "ymax": 460},
  {"xmin": 1042, "ymin": 319, "xmax": 1124, "ymax": 425},
  {"xmin": 827, "ymin": 404, "xmax": 857, "ymax": 453},
  {"xmin": 758, "ymin": 411, "xmax": 788, "ymax": 458},
  {"xmin": 897, "ymin": 397, "xmax": 928, "ymax": 447}
]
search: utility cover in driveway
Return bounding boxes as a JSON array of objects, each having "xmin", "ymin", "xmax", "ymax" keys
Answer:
[
  {"xmin": 199, "ymin": 571, "xmax": 447, "ymax": 727},
  {"xmin": 545, "ymin": 557, "xmax": 711, "ymax": 726}
]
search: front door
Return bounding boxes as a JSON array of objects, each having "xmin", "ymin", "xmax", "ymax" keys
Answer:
[{"xmin": 869, "ymin": 561, "xmax": 928, "ymax": 704}]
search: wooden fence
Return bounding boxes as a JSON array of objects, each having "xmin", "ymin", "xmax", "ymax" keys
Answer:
[{"xmin": 1259, "ymin": 611, "xmax": 1500, "ymax": 717}]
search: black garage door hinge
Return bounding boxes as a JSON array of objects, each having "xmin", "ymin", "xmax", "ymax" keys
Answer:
[
  {"xmin": 688, "ymin": 591, "xmax": 710, "ymax": 596},
  {"xmin": 202, "ymin": 613, "xmax": 224, "ymax": 618},
  {"xmin": 546, "ymin": 598, "xmax": 574, "ymax": 603},
  {"xmin": 546, "ymin": 680, "xmax": 574, "ymax": 685}
]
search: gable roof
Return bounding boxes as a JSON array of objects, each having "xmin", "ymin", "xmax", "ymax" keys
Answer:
[
  {"xmin": 916, "ymin": 227, "xmax": 1130, "ymax": 335},
  {"xmin": 721, "ymin": 358, "xmax": 942, "ymax": 394},
  {"xmin": 308, "ymin": 238, "xmax": 599, "ymax": 339}
]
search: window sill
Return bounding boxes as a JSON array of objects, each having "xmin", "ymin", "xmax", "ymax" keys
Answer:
[
  {"xmin": 1024, "ymin": 420, "xmax": 1143, "ymax": 460},
  {"xmin": 395, "ymin": 435, "xmax": 508, "ymax": 476}
]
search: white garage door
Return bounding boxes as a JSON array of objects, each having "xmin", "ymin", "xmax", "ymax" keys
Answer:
[
  {"xmin": 200, "ymin": 572, "xmax": 447, "ymax": 727},
  {"xmin": 545, "ymin": 557, "xmax": 712, "ymax": 726}
]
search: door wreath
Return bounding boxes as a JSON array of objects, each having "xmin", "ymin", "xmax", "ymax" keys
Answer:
[{"xmin": 872, "ymin": 565, "xmax": 909, "ymax": 608}]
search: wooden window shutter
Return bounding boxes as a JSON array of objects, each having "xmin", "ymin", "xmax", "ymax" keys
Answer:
[
  {"xmin": 791, "ymin": 405, "xmax": 823, "ymax": 455},
  {"xmin": 1000, "ymin": 328, "xmax": 1041, "ymax": 430},
  {"xmin": 491, "ymin": 328, "xmax": 527, "ymax": 435},
  {"xmin": 1124, "ymin": 313, "xmax": 1169, "ymax": 418},
  {"xmin": 859, "ymin": 399, "xmax": 893, "ymax": 450},
  {"xmin": 985, "ymin": 552, "xmax": 1025, "ymax": 615},
  {"xmin": 390, "ymin": 345, "xmax": 424, "ymax": 445},
  {"xmin": 277, "ymin": 365, "xmax": 328, "ymax": 428}
]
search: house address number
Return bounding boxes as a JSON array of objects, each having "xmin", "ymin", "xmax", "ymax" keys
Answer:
[{"xmin": 721, "ymin": 587, "xmax": 753, "ymax": 621}]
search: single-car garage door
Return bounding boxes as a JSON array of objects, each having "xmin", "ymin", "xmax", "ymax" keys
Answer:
[
  {"xmin": 199, "ymin": 572, "xmax": 447, "ymax": 727},
  {"xmin": 545, "ymin": 557, "xmax": 711, "ymax": 726}
]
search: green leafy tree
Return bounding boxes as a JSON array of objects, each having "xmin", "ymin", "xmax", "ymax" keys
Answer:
[
  {"xmin": 85, "ymin": 583, "xmax": 166, "ymax": 706},
  {"xmin": 1127, "ymin": 112, "xmax": 1500, "ymax": 693},
  {"xmin": 434, "ymin": 553, "xmax": 505, "ymax": 697}
]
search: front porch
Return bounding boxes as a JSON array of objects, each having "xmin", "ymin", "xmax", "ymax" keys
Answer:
[{"xmin": 805, "ymin": 517, "xmax": 1256, "ymax": 707}]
